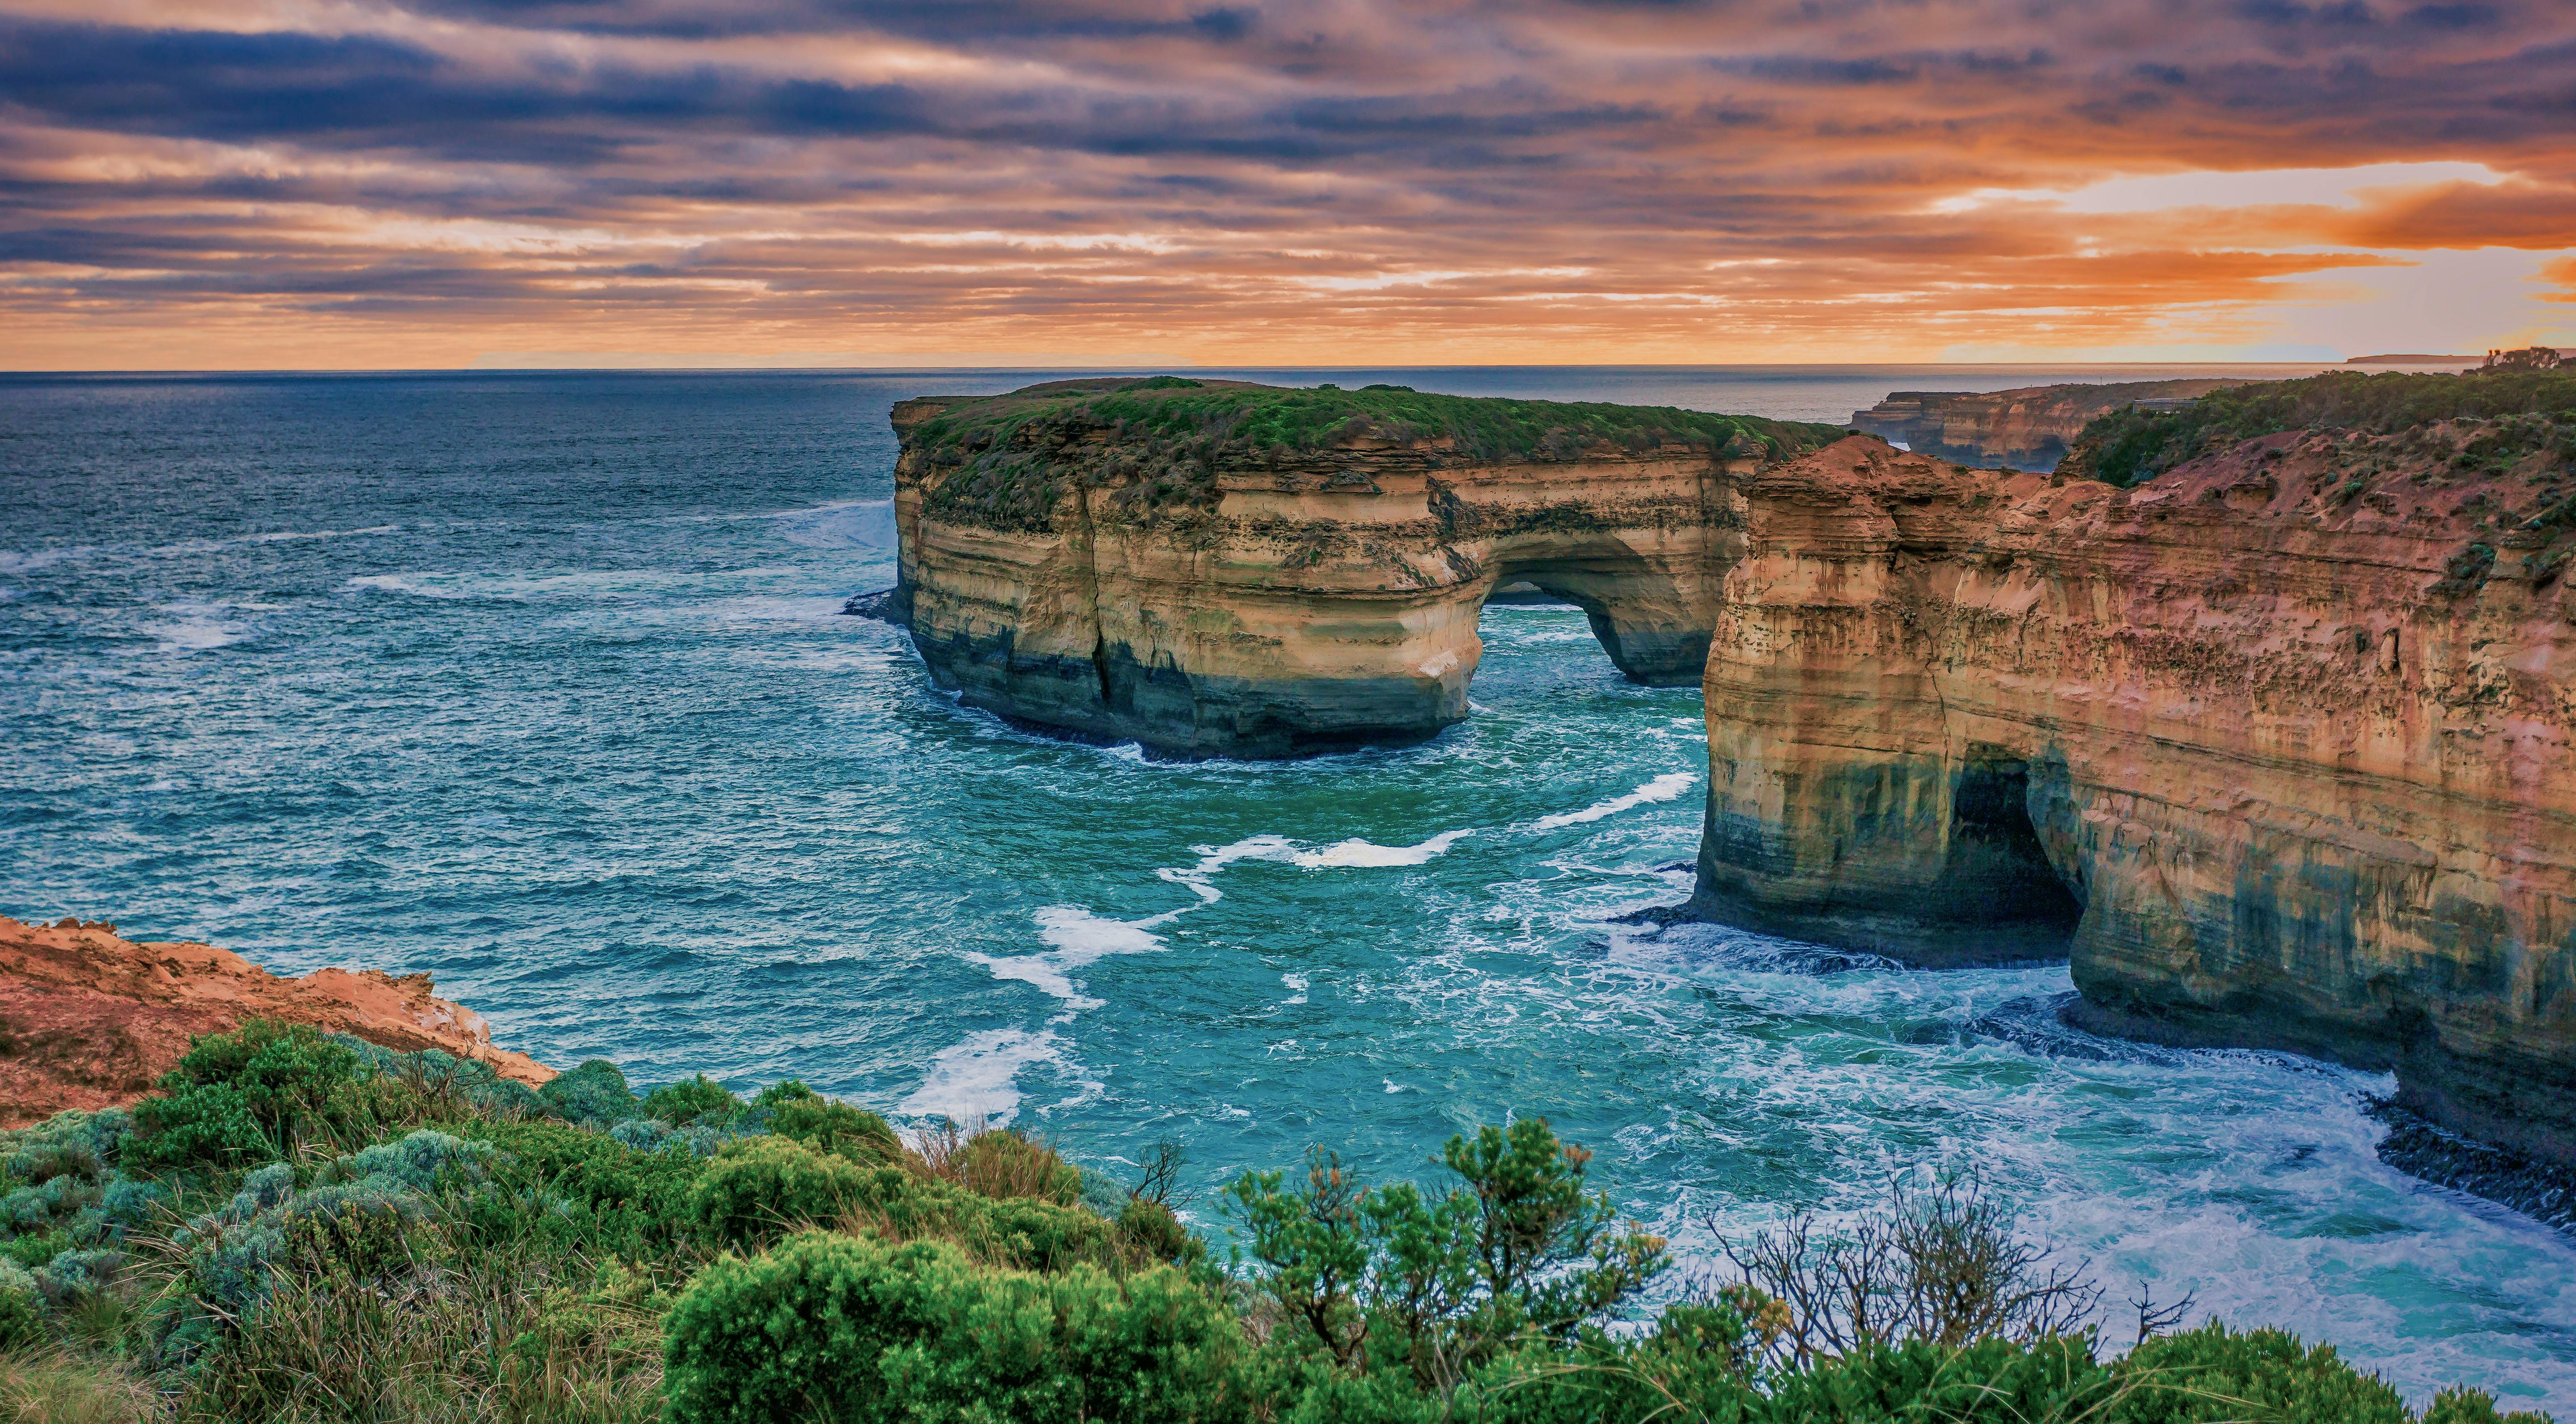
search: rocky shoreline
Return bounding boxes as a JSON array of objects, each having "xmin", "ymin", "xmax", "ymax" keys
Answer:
[{"xmin": 878, "ymin": 373, "xmax": 2576, "ymax": 1173}]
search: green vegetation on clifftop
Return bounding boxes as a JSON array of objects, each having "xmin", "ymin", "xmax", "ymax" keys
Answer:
[
  {"xmin": 2062, "ymin": 369, "xmax": 2576, "ymax": 488},
  {"xmin": 0, "ymin": 1019, "xmax": 2555, "ymax": 1423},
  {"xmin": 903, "ymin": 378, "xmax": 1845, "ymax": 533}
]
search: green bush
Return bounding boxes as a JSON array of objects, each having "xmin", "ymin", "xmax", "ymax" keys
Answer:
[
  {"xmin": 760, "ymin": 1083, "xmax": 903, "ymax": 1165},
  {"xmin": 1766, "ymin": 1334, "xmax": 2109, "ymax": 1423},
  {"xmin": 691, "ymin": 1138, "xmax": 1121, "ymax": 1270},
  {"xmin": 1119, "ymin": 1196, "xmax": 1199, "ymax": 1266},
  {"xmin": 2111, "ymin": 1321, "xmax": 2408, "ymax": 1423},
  {"xmin": 543, "ymin": 1058, "xmax": 642, "ymax": 1125},
  {"xmin": 452, "ymin": 1116, "xmax": 703, "ymax": 1256},
  {"xmin": 333, "ymin": 1034, "xmax": 551, "ymax": 1120},
  {"xmin": 2423, "ymin": 1387, "xmax": 2555, "ymax": 1424},
  {"xmin": 0, "ymin": 1279, "xmax": 38, "ymax": 1353},
  {"xmin": 640, "ymin": 1075, "xmax": 740, "ymax": 1126},
  {"xmin": 129, "ymin": 1019, "xmax": 382, "ymax": 1170},
  {"xmin": 1228, "ymin": 1118, "xmax": 1666, "ymax": 1387},
  {"xmin": 950, "ymin": 1127, "xmax": 1083, "ymax": 1204},
  {"xmin": 661, "ymin": 1230, "xmax": 1243, "ymax": 1424},
  {"xmin": 688, "ymin": 1137, "xmax": 872, "ymax": 1247}
]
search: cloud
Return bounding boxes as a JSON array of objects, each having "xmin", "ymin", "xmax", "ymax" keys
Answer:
[{"xmin": 0, "ymin": 0, "xmax": 2571, "ymax": 367}]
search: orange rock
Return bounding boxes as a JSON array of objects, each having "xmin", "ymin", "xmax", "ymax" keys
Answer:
[{"xmin": 0, "ymin": 914, "xmax": 554, "ymax": 1127}]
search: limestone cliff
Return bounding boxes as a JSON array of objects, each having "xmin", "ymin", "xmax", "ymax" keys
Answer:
[
  {"xmin": 0, "ymin": 914, "xmax": 554, "ymax": 1126},
  {"xmin": 1690, "ymin": 431, "xmax": 2576, "ymax": 1162},
  {"xmin": 887, "ymin": 378, "xmax": 1840, "ymax": 757},
  {"xmin": 1849, "ymin": 379, "xmax": 2249, "ymax": 470}
]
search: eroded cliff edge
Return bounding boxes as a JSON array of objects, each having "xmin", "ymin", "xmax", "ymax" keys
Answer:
[
  {"xmin": 1691, "ymin": 432, "xmax": 2576, "ymax": 1162},
  {"xmin": 885, "ymin": 378, "xmax": 1841, "ymax": 757},
  {"xmin": 0, "ymin": 914, "xmax": 554, "ymax": 1126}
]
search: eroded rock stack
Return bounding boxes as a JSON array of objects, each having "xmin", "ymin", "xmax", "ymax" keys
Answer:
[{"xmin": 886, "ymin": 378, "xmax": 1839, "ymax": 757}]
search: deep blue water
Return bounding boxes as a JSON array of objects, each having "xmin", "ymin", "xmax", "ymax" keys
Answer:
[{"xmin": 3, "ymin": 366, "xmax": 2569, "ymax": 1407}]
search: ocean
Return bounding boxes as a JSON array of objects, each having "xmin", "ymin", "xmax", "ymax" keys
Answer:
[{"xmin": 3, "ymin": 364, "xmax": 2567, "ymax": 1408}]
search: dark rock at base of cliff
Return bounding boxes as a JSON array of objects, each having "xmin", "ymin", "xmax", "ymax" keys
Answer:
[
  {"xmin": 2373, "ymin": 1101, "xmax": 2576, "ymax": 1237},
  {"xmin": 908, "ymin": 621, "xmax": 1460, "ymax": 760},
  {"xmin": 840, "ymin": 587, "xmax": 905, "ymax": 622},
  {"xmin": 1613, "ymin": 915, "xmax": 1905, "ymax": 975}
]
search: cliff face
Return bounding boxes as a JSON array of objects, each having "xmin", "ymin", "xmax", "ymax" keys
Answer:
[
  {"xmin": 1691, "ymin": 434, "xmax": 2576, "ymax": 1162},
  {"xmin": 888, "ymin": 380, "xmax": 1836, "ymax": 757},
  {"xmin": 1849, "ymin": 379, "xmax": 2249, "ymax": 470},
  {"xmin": 0, "ymin": 915, "xmax": 553, "ymax": 1126}
]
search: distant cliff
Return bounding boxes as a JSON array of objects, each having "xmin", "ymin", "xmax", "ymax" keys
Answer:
[
  {"xmin": 885, "ymin": 378, "xmax": 1840, "ymax": 757},
  {"xmin": 1692, "ymin": 423, "xmax": 2576, "ymax": 1163},
  {"xmin": 1848, "ymin": 379, "xmax": 2250, "ymax": 470}
]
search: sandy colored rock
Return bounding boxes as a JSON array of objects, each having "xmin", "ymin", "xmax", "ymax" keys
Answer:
[
  {"xmin": 0, "ymin": 914, "xmax": 553, "ymax": 1126},
  {"xmin": 1848, "ymin": 379, "xmax": 2250, "ymax": 469},
  {"xmin": 889, "ymin": 383, "xmax": 1833, "ymax": 757},
  {"xmin": 1691, "ymin": 433, "xmax": 2576, "ymax": 1161}
]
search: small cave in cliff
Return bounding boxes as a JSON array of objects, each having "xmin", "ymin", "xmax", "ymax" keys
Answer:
[{"xmin": 1945, "ymin": 746, "xmax": 2084, "ymax": 951}]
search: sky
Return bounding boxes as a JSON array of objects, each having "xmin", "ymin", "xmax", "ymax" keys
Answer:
[{"xmin": 2, "ymin": 0, "xmax": 2573, "ymax": 370}]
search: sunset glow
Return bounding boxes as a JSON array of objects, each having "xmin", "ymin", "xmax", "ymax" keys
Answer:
[{"xmin": 4, "ymin": 0, "xmax": 2572, "ymax": 368}]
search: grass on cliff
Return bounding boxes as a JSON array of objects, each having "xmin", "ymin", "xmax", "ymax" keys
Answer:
[
  {"xmin": 0, "ymin": 1017, "xmax": 2555, "ymax": 1423},
  {"xmin": 2060, "ymin": 368, "xmax": 2576, "ymax": 488},
  {"xmin": 906, "ymin": 377, "xmax": 1846, "ymax": 533}
]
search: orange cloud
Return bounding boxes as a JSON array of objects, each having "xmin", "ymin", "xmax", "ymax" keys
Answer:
[{"xmin": 0, "ymin": 0, "xmax": 2570, "ymax": 367}]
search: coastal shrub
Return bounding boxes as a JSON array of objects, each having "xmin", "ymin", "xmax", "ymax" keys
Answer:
[
  {"xmin": 1119, "ymin": 1195, "xmax": 1197, "ymax": 1265},
  {"xmin": 451, "ymin": 1116, "xmax": 703, "ymax": 1256},
  {"xmin": 760, "ymin": 1081, "xmax": 903, "ymax": 1164},
  {"xmin": 661, "ymin": 1230, "xmax": 1243, "ymax": 1424},
  {"xmin": 155, "ymin": 1128, "xmax": 484, "ymax": 1363},
  {"xmin": 129, "ymin": 1018, "xmax": 381, "ymax": 1169},
  {"xmin": 1715, "ymin": 1172, "xmax": 2098, "ymax": 1367},
  {"xmin": 1767, "ymin": 1333, "xmax": 2111, "ymax": 1423},
  {"xmin": 544, "ymin": 1057, "xmax": 642, "ymax": 1125},
  {"xmin": 2059, "ymin": 369, "xmax": 2576, "ymax": 487},
  {"xmin": 0, "ymin": 1227, "xmax": 68, "ymax": 1270},
  {"xmin": 691, "ymin": 1138, "xmax": 1122, "ymax": 1270},
  {"xmin": 0, "ymin": 1109, "xmax": 129, "ymax": 1185},
  {"xmin": 1228, "ymin": 1118, "xmax": 1668, "ymax": 1390},
  {"xmin": 688, "ymin": 1136, "xmax": 871, "ymax": 1246},
  {"xmin": 906, "ymin": 380, "xmax": 1844, "ymax": 532},
  {"xmin": 2110, "ymin": 1321, "xmax": 2409, "ymax": 1423},
  {"xmin": 0, "ymin": 1262, "xmax": 39, "ymax": 1352},
  {"xmin": 335, "ymin": 1033, "xmax": 551, "ymax": 1120},
  {"xmin": 611, "ymin": 1116, "xmax": 747, "ymax": 1158},
  {"xmin": 917, "ymin": 1121, "xmax": 1084, "ymax": 1204},
  {"xmin": 640, "ymin": 1074, "xmax": 740, "ymax": 1126},
  {"xmin": 2423, "ymin": 1388, "xmax": 2556, "ymax": 1424}
]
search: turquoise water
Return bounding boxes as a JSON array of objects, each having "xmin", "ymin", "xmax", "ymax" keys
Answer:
[{"xmin": 4, "ymin": 367, "xmax": 2570, "ymax": 1408}]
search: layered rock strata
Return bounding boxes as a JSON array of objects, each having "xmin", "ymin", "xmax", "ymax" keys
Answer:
[
  {"xmin": 0, "ymin": 914, "xmax": 554, "ymax": 1126},
  {"xmin": 1691, "ymin": 433, "xmax": 2576, "ymax": 1162},
  {"xmin": 1849, "ymin": 379, "xmax": 2249, "ymax": 470},
  {"xmin": 888, "ymin": 379, "xmax": 1837, "ymax": 757}
]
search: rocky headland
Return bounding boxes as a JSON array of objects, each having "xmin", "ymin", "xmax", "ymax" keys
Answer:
[
  {"xmin": 1695, "ymin": 417, "xmax": 2576, "ymax": 1162},
  {"xmin": 885, "ymin": 377, "xmax": 1841, "ymax": 757},
  {"xmin": 883, "ymin": 370, "xmax": 2576, "ymax": 1167},
  {"xmin": 0, "ymin": 914, "xmax": 552, "ymax": 1126},
  {"xmin": 1848, "ymin": 378, "xmax": 2250, "ymax": 469}
]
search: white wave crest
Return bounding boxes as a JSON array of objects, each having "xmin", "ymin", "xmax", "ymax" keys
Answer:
[
  {"xmin": 966, "ymin": 905, "xmax": 1174, "ymax": 1012},
  {"xmin": 895, "ymin": 1028, "xmax": 1070, "ymax": 1126},
  {"xmin": 142, "ymin": 604, "xmax": 254, "ymax": 654},
  {"xmin": 1530, "ymin": 771, "xmax": 1699, "ymax": 830}
]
